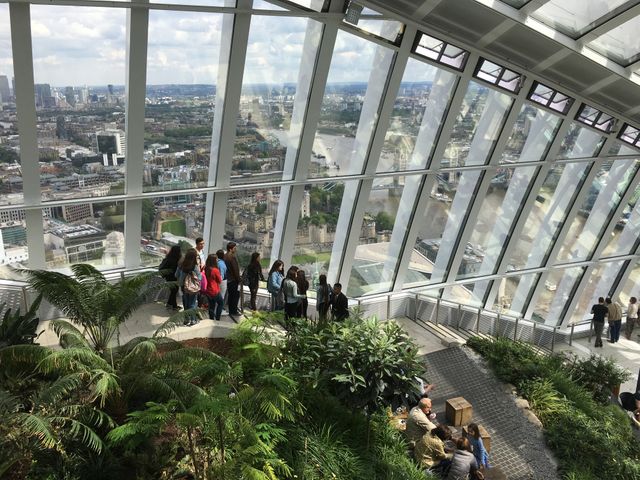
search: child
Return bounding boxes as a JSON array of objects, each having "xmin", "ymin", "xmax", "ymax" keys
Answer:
[{"xmin": 467, "ymin": 423, "xmax": 490, "ymax": 470}]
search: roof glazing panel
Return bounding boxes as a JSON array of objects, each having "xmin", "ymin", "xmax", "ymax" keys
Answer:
[
  {"xmin": 531, "ymin": 0, "xmax": 633, "ymax": 38},
  {"xmin": 588, "ymin": 14, "xmax": 640, "ymax": 64}
]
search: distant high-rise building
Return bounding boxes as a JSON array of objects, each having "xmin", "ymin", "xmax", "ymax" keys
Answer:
[
  {"xmin": 96, "ymin": 129, "xmax": 126, "ymax": 156},
  {"xmin": 0, "ymin": 75, "xmax": 10, "ymax": 103},
  {"xmin": 78, "ymin": 86, "xmax": 89, "ymax": 104},
  {"xmin": 34, "ymin": 83, "xmax": 55, "ymax": 108},
  {"xmin": 64, "ymin": 86, "xmax": 76, "ymax": 107}
]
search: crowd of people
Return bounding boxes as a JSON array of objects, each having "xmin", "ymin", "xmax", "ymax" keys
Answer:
[
  {"xmin": 590, "ymin": 296, "xmax": 638, "ymax": 347},
  {"xmin": 158, "ymin": 239, "xmax": 350, "ymax": 326},
  {"xmin": 405, "ymin": 396, "xmax": 490, "ymax": 480}
]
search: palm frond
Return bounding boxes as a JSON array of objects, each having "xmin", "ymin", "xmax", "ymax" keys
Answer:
[
  {"xmin": 16, "ymin": 412, "xmax": 60, "ymax": 451},
  {"xmin": 0, "ymin": 344, "xmax": 51, "ymax": 371},
  {"xmin": 51, "ymin": 416, "xmax": 104, "ymax": 453},
  {"xmin": 89, "ymin": 370, "xmax": 121, "ymax": 407},
  {"xmin": 37, "ymin": 347, "xmax": 112, "ymax": 375},
  {"xmin": 118, "ymin": 339, "xmax": 160, "ymax": 374},
  {"xmin": 0, "ymin": 388, "xmax": 21, "ymax": 415},
  {"xmin": 35, "ymin": 372, "xmax": 84, "ymax": 405},
  {"xmin": 50, "ymin": 319, "xmax": 90, "ymax": 349}
]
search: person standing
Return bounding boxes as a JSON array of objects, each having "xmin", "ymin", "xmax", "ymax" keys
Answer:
[
  {"xmin": 331, "ymin": 283, "xmax": 349, "ymax": 321},
  {"xmin": 225, "ymin": 242, "xmax": 241, "ymax": 316},
  {"xmin": 591, "ymin": 296, "xmax": 608, "ymax": 348},
  {"xmin": 626, "ymin": 297, "xmax": 638, "ymax": 340},
  {"xmin": 316, "ymin": 274, "xmax": 332, "ymax": 324},
  {"xmin": 175, "ymin": 248, "xmax": 202, "ymax": 325},
  {"xmin": 282, "ymin": 267, "xmax": 305, "ymax": 323},
  {"xmin": 296, "ymin": 269, "xmax": 309, "ymax": 318},
  {"xmin": 267, "ymin": 260, "xmax": 285, "ymax": 311},
  {"xmin": 606, "ymin": 297, "xmax": 623, "ymax": 343},
  {"xmin": 245, "ymin": 252, "xmax": 265, "ymax": 311},
  {"xmin": 195, "ymin": 237, "xmax": 206, "ymax": 271},
  {"xmin": 216, "ymin": 249, "xmax": 228, "ymax": 313},
  {"xmin": 202, "ymin": 254, "xmax": 224, "ymax": 321},
  {"xmin": 158, "ymin": 245, "xmax": 182, "ymax": 310}
]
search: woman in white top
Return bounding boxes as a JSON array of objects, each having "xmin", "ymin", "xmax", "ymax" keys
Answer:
[{"xmin": 626, "ymin": 297, "xmax": 638, "ymax": 340}]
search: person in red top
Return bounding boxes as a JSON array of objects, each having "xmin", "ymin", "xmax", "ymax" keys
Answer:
[{"xmin": 201, "ymin": 254, "xmax": 224, "ymax": 320}]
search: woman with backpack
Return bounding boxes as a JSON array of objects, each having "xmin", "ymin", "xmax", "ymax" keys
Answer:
[
  {"xmin": 267, "ymin": 260, "xmax": 285, "ymax": 311},
  {"xmin": 175, "ymin": 248, "xmax": 202, "ymax": 325}
]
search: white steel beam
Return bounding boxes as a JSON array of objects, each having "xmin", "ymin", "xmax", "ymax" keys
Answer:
[
  {"xmin": 519, "ymin": 0, "xmax": 551, "ymax": 16},
  {"xmin": 577, "ymin": 4, "xmax": 640, "ymax": 46},
  {"xmin": 123, "ymin": 2, "xmax": 149, "ymax": 269},
  {"xmin": 204, "ymin": 0, "xmax": 252, "ymax": 253}
]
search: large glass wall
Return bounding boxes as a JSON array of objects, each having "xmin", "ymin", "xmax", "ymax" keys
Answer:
[{"xmin": 3, "ymin": 0, "xmax": 640, "ymax": 328}]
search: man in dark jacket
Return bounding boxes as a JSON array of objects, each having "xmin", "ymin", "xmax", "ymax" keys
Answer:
[
  {"xmin": 591, "ymin": 296, "xmax": 608, "ymax": 347},
  {"xmin": 331, "ymin": 283, "xmax": 349, "ymax": 321},
  {"xmin": 224, "ymin": 242, "xmax": 241, "ymax": 315}
]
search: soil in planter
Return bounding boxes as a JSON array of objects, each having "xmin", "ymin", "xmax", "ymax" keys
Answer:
[{"xmin": 180, "ymin": 337, "xmax": 234, "ymax": 357}]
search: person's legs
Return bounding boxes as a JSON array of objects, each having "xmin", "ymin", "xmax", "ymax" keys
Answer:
[
  {"xmin": 167, "ymin": 284, "xmax": 178, "ymax": 309},
  {"xmin": 214, "ymin": 293, "xmax": 224, "ymax": 320},
  {"xmin": 594, "ymin": 321, "xmax": 604, "ymax": 347},
  {"xmin": 227, "ymin": 280, "xmax": 239, "ymax": 315},
  {"xmin": 219, "ymin": 279, "xmax": 228, "ymax": 310},
  {"xmin": 250, "ymin": 287, "xmax": 258, "ymax": 310},
  {"xmin": 626, "ymin": 318, "xmax": 636, "ymax": 339},
  {"xmin": 614, "ymin": 320, "xmax": 623, "ymax": 342}
]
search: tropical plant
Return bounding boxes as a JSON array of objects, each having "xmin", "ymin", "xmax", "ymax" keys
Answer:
[
  {"xmin": 0, "ymin": 294, "xmax": 43, "ymax": 348},
  {"xmin": 566, "ymin": 353, "xmax": 631, "ymax": 404},
  {"xmin": 21, "ymin": 264, "xmax": 164, "ymax": 354}
]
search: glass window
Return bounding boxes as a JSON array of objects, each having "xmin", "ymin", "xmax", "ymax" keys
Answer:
[
  {"xmin": 569, "ymin": 260, "xmax": 625, "ymax": 323},
  {"xmin": 30, "ymin": 5, "xmax": 127, "ymax": 203},
  {"xmin": 588, "ymin": 15, "xmax": 640, "ymax": 64},
  {"xmin": 557, "ymin": 159, "xmax": 639, "ymax": 263},
  {"xmin": 309, "ymin": 30, "xmax": 394, "ymax": 178},
  {"xmin": 532, "ymin": 266, "xmax": 586, "ymax": 325},
  {"xmin": 489, "ymin": 272, "xmax": 540, "ymax": 317},
  {"xmin": 0, "ymin": 4, "xmax": 21, "ymax": 207},
  {"xmin": 556, "ymin": 123, "xmax": 605, "ymax": 159},
  {"xmin": 440, "ymin": 81, "xmax": 513, "ymax": 168},
  {"xmin": 576, "ymin": 104, "xmax": 615, "ymax": 133},
  {"xmin": 343, "ymin": 5, "xmax": 404, "ymax": 44},
  {"xmin": 501, "ymin": 104, "xmax": 561, "ymax": 163},
  {"xmin": 531, "ymin": 0, "xmax": 633, "ymax": 38},
  {"xmin": 607, "ymin": 141, "xmax": 638, "ymax": 156},
  {"xmin": 408, "ymin": 170, "xmax": 484, "ymax": 286},
  {"xmin": 348, "ymin": 177, "xmax": 413, "ymax": 296},
  {"xmin": 140, "ymin": 194, "xmax": 206, "ymax": 267},
  {"xmin": 618, "ymin": 123, "xmax": 640, "ymax": 148},
  {"xmin": 442, "ymin": 280, "xmax": 491, "ymax": 308},
  {"xmin": 528, "ymin": 82, "xmax": 573, "ymax": 114},
  {"xmin": 602, "ymin": 184, "xmax": 640, "ymax": 257},
  {"xmin": 509, "ymin": 162, "xmax": 590, "ymax": 269},
  {"xmin": 43, "ymin": 200, "xmax": 125, "ymax": 269},
  {"xmin": 474, "ymin": 58, "xmax": 523, "ymax": 93},
  {"xmin": 143, "ymin": 9, "xmax": 224, "ymax": 193},
  {"xmin": 293, "ymin": 181, "xmax": 347, "ymax": 293},
  {"xmin": 0, "ymin": 208, "xmax": 28, "ymax": 277},
  {"xmin": 459, "ymin": 166, "xmax": 538, "ymax": 280},
  {"xmin": 376, "ymin": 58, "xmax": 456, "ymax": 173},
  {"xmin": 619, "ymin": 260, "xmax": 640, "ymax": 306},
  {"xmin": 413, "ymin": 32, "xmax": 469, "ymax": 70},
  {"xmin": 231, "ymin": 15, "xmax": 321, "ymax": 186}
]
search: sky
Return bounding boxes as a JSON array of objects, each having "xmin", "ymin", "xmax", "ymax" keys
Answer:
[{"xmin": 0, "ymin": 1, "xmax": 439, "ymax": 87}]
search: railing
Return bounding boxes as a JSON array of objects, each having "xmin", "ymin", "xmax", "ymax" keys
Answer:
[{"xmin": 0, "ymin": 274, "xmax": 600, "ymax": 353}]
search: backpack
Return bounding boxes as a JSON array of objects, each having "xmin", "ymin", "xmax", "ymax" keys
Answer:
[{"xmin": 183, "ymin": 271, "xmax": 200, "ymax": 294}]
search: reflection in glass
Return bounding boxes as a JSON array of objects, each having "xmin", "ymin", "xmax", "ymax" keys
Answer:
[
  {"xmin": 409, "ymin": 170, "xmax": 484, "ymax": 285},
  {"xmin": 441, "ymin": 82, "xmax": 513, "ymax": 168},
  {"xmin": 556, "ymin": 159, "xmax": 639, "ymax": 263},
  {"xmin": 43, "ymin": 201, "xmax": 125, "ymax": 269},
  {"xmin": 501, "ymin": 105, "xmax": 561, "ymax": 163},
  {"xmin": 140, "ymin": 194, "xmax": 206, "ymax": 267},
  {"xmin": 532, "ymin": 266, "xmax": 585, "ymax": 325},
  {"xmin": 0, "ymin": 208, "xmax": 29, "ymax": 276},
  {"xmin": 588, "ymin": 15, "xmax": 640, "ymax": 64},
  {"xmin": 30, "ymin": 5, "xmax": 127, "ymax": 203},
  {"xmin": 509, "ymin": 163, "xmax": 589, "ymax": 269},
  {"xmin": 442, "ymin": 280, "xmax": 490, "ymax": 308},
  {"xmin": 232, "ymin": 15, "xmax": 321, "ymax": 185},
  {"xmin": 143, "ymin": 9, "xmax": 223, "ymax": 193},
  {"xmin": 532, "ymin": 0, "xmax": 632, "ymax": 38},
  {"xmin": 348, "ymin": 178, "xmax": 407, "ymax": 296},
  {"xmin": 489, "ymin": 272, "xmax": 540, "ymax": 317},
  {"xmin": 459, "ymin": 166, "xmax": 537, "ymax": 282},
  {"xmin": 619, "ymin": 260, "xmax": 640, "ymax": 306},
  {"xmin": 602, "ymin": 184, "xmax": 640, "ymax": 257},
  {"xmin": 556, "ymin": 123, "xmax": 605, "ymax": 159},
  {"xmin": 376, "ymin": 58, "xmax": 456, "ymax": 173},
  {"xmin": 0, "ymin": 4, "xmax": 21, "ymax": 207},
  {"xmin": 569, "ymin": 261, "xmax": 625, "ymax": 323},
  {"xmin": 309, "ymin": 30, "xmax": 394, "ymax": 178}
]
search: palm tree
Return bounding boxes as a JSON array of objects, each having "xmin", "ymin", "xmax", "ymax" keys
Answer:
[{"xmin": 22, "ymin": 264, "xmax": 163, "ymax": 355}]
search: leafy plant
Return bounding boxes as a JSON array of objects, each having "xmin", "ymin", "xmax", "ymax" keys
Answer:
[
  {"xmin": 518, "ymin": 378, "xmax": 568, "ymax": 424},
  {"xmin": 0, "ymin": 294, "xmax": 43, "ymax": 348},
  {"xmin": 567, "ymin": 353, "xmax": 631, "ymax": 404}
]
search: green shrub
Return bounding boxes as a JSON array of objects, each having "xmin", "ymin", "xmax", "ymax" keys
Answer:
[
  {"xmin": 518, "ymin": 378, "xmax": 569, "ymax": 424},
  {"xmin": 567, "ymin": 354, "xmax": 631, "ymax": 404}
]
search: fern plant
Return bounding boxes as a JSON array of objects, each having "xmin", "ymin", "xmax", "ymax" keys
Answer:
[{"xmin": 0, "ymin": 294, "xmax": 43, "ymax": 348}]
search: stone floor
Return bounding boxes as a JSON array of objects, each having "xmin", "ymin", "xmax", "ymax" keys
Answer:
[{"xmin": 424, "ymin": 347, "xmax": 560, "ymax": 480}]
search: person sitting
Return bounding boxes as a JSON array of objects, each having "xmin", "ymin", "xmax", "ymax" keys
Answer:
[
  {"xmin": 446, "ymin": 437, "xmax": 480, "ymax": 480},
  {"xmin": 405, "ymin": 397, "xmax": 436, "ymax": 448},
  {"xmin": 415, "ymin": 424, "xmax": 453, "ymax": 471},
  {"xmin": 619, "ymin": 389, "xmax": 640, "ymax": 427},
  {"xmin": 467, "ymin": 423, "xmax": 489, "ymax": 470}
]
